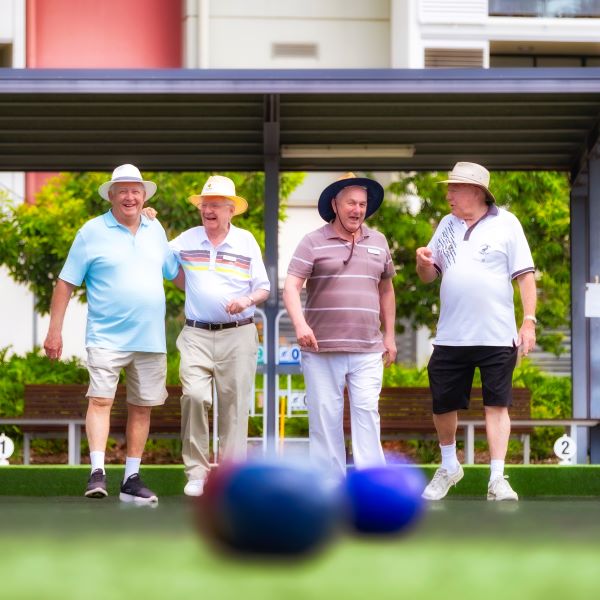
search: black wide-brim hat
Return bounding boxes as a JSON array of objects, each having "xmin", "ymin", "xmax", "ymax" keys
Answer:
[{"xmin": 317, "ymin": 172, "xmax": 384, "ymax": 222}]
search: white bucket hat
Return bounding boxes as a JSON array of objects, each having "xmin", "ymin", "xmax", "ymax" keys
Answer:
[
  {"xmin": 188, "ymin": 175, "xmax": 248, "ymax": 216},
  {"xmin": 98, "ymin": 164, "xmax": 157, "ymax": 201},
  {"xmin": 440, "ymin": 161, "xmax": 496, "ymax": 203}
]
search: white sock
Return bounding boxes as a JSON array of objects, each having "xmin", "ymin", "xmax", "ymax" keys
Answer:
[
  {"xmin": 124, "ymin": 457, "xmax": 141, "ymax": 482},
  {"xmin": 440, "ymin": 442, "xmax": 460, "ymax": 474},
  {"xmin": 90, "ymin": 451, "xmax": 105, "ymax": 473},
  {"xmin": 490, "ymin": 459, "xmax": 505, "ymax": 481}
]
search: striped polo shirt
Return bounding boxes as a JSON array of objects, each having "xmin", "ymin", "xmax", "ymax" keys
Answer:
[
  {"xmin": 170, "ymin": 224, "xmax": 270, "ymax": 323},
  {"xmin": 288, "ymin": 223, "xmax": 395, "ymax": 353}
]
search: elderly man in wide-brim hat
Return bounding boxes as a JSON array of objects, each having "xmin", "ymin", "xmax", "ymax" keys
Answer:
[
  {"xmin": 284, "ymin": 172, "xmax": 397, "ymax": 482},
  {"xmin": 44, "ymin": 164, "xmax": 180, "ymax": 505},
  {"xmin": 416, "ymin": 161, "xmax": 537, "ymax": 502},
  {"xmin": 169, "ymin": 175, "xmax": 270, "ymax": 497}
]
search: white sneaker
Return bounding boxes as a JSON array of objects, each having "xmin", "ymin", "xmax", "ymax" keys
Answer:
[
  {"xmin": 487, "ymin": 476, "xmax": 518, "ymax": 501},
  {"xmin": 184, "ymin": 479, "xmax": 205, "ymax": 497},
  {"xmin": 422, "ymin": 465, "xmax": 464, "ymax": 500}
]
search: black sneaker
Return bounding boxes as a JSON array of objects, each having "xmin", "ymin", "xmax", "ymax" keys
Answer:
[
  {"xmin": 119, "ymin": 473, "xmax": 158, "ymax": 505},
  {"xmin": 84, "ymin": 469, "xmax": 108, "ymax": 499}
]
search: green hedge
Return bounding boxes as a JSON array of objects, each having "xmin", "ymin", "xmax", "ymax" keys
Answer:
[
  {"xmin": 0, "ymin": 347, "xmax": 88, "ymax": 417},
  {"xmin": 0, "ymin": 349, "xmax": 573, "ymax": 461}
]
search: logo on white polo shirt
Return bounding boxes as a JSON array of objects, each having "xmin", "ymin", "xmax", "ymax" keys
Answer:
[{"xmin": 477, "ymin": 243, "xmax": 491, "ymax": 261}]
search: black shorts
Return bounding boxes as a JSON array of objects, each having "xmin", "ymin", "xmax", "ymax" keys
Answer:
[{"xmin": 427, "ymin": 345, "xmax": 518, "ymax": 415}]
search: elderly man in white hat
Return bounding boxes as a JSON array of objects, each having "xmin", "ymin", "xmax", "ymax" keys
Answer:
[
  {"xmin": 44, "ymin": 164, "xmax": 180, "ymax": 505},
  {"xmin": 283, "ymin": 172, "xmax": 397, "ymax": 483},
  {"xmin": 416, "ymin": 162, "xmax": 537, "ymax": 502},
  {"xmin": 169, "ymin": 175, "xmax": 270, "ymax": 497}
]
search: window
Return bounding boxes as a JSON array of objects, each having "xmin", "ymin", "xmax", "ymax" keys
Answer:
[
  {"xmin": 0, "ymin": 44, "xmax": 12, "ymax": 67},
  {"xmin": 489, "ymin": 0, "xmax": 600, "ymax": 18},
  {"xmin": 424, "ymin": 48, "xmax": 484, "ymax": 68}
]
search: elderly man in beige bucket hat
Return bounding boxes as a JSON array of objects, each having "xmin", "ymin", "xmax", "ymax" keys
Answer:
[
  {"xmin": 416, "ymin": 161, "xmax": 537, "ymax": 502},
  {"xmin": 169, "ymin": 175, "xmax": 270, "ymax": 496}
]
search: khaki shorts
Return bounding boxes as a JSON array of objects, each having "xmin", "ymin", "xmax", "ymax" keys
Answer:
[{"xmin": 86, "ymin": 347, "xmax": 168, "ymax": 407}]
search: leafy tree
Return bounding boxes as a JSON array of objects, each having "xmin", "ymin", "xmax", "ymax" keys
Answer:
[
  {"xmin": 0, "ymin": 171, "xmax": 305, "ymax": 317},
  {"xmin": 369, "ymin": 171, "xmax": 570, "ymax": 354}
]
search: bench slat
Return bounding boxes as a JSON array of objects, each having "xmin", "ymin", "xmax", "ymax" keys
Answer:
[
  {"xmin": 22, "ymin": 384, "xmax": 200, "ymax": 434},
  {"xmin": 343, "ymin": 387, "xmax": 531, "ymax": 434},
  {"xmin": 22, "ymin": 384, "xmax": 531, "ymax": 436}
]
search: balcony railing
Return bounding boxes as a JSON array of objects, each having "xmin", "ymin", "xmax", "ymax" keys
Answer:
[{"xmin": 490, "ymin": 0, "xmax": 600, "ymax": 17}]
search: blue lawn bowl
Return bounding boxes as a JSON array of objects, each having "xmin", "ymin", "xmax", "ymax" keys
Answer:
[
  {"xmin": 198, "ymin": 460, "xmax": 342, "ymax": 557},
  {"xmin": 345, "ymin": 465, "xmax": 426, "ymax": 535}
]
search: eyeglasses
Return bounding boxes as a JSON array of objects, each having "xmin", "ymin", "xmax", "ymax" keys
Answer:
[{"xmin": 200, "ymin": 202, "xmax": 233, "ymax": 210}]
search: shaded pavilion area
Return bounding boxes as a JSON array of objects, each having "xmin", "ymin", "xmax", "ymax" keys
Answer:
[{"xmin": 1, "ymin": 67, "xmax": 599, "ymax": 460}]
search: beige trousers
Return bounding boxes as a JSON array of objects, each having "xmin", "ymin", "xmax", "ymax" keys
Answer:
[{"xmin": 176, "ymin": 323, "xmax": 258, "ymax": 481}]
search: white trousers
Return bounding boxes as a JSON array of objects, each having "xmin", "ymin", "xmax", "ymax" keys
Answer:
[{"xmin": 301, "ymin": 351, "xmax": 386, "ymax": 479}]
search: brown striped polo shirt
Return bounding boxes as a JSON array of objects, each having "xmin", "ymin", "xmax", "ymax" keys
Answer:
[{"xmin": 287, "ymin": 223, "xmax": 395, "ymax": 353}]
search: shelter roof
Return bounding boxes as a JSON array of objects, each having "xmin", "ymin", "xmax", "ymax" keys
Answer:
[{"xmin": 0, "ymin": 68, "xmax": 599, "ymax": 177}]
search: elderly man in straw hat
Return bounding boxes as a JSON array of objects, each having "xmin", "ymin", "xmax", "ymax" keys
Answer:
[
  {"xmin": 169, "ymin": 175, "xmax": 270, "ymax": 497},
  {"xmin": 44, "ymin": 164, "xmax": 180, "ymax": 505},
  {"xmin": 416, "ymin": 162, "xmax": 537, "ymax": 502},
  {"xmin": 283, "ymin": 173, "xmax": 397, "ymax": 482}
]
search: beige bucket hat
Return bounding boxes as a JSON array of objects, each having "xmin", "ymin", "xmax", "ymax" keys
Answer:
[
  {"xmin": 440, "ymin": 162, "xmax": 496, "ymax": 203},
  {"xmin": 98, "ymin": 164, "xmax": 157, "ymax": 201},
  {"xmin": 188, "ymin": 175, "xmax": 248, "ymax": 216}
]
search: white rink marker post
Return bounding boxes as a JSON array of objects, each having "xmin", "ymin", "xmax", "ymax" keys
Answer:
[
  {"xmin": 553, "ymin": 434, "xmax": 576, "ymax": 465},
  {"xmin": 0, "ymin": 432, "xmax": 15, "ymax": 466}
]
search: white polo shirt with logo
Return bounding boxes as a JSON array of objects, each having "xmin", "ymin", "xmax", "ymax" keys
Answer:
[{"xmin": 427, "ymin": 205, "xmax": 534, "ymax": 347}]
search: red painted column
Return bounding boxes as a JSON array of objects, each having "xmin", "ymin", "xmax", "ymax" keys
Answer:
[{"xmin": 25, "ymin": 0, "xmax": 182, "ymax": 200}]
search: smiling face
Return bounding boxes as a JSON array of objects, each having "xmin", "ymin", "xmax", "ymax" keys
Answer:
[
  {"xmin": 108, "ymin": 182, "xmax": 146, "ymax": 225},
  {"xmin": 331, "ymin": 185, "xmax": 368, "ymax": 236},
  {"xmin": 199, "ymin": 196, "xmax": 235, "ymax": 237}
]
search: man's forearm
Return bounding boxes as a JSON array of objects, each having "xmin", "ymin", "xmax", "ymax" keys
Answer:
[
  {"xmin": 517, "ymin": 272, "xmax": 537, "ymax": 319},
  {"xmin": 250, "ymin": 288, "xmax": 270, "ymax": 305},
  {"xmin": 48, "ymin": 279, "xmax": 75, "ymax": 333},
  {"xmin": 283, "ymin": 278, "xmax": 307, "ymax": 330},
  {"xmin": 416, "ymin": 263, "xmax": 438, "ymax": 283},
  {"xmin": 379, "ymin": 279, "xmax": 396, "ymax": 337}
]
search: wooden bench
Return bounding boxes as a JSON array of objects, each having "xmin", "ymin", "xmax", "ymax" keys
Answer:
[
  {"xmin": 343, "ymin": 386, "xmax": 534, "ymax": 464},
  {"xmin": 3, "ymin": 384, "xmax": 197, "ymax": 465},
  {"xmin": 3, "ymin": 385, "xmax": 598, "ymax": 466}
]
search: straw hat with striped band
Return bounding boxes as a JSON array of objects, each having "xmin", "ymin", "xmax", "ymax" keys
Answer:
[{"xmin": 188, "ymin": 175, "xmax": 248, "ymax": 216}]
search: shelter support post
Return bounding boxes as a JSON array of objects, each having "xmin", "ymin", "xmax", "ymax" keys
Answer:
[
  {"xmin": 263, "ymin": 94, "xmax": 280, "ymax": 454},
  {"xmin": 574, "ymin": 136, "xmax": 600, "ymax": 463},
  {"xmin": 589, "ymin": 145, "xmax": 600, "ymax": 462},
  {"xmin": 571, "ymin": 174, "xmax": 591, "ymax": 462}
]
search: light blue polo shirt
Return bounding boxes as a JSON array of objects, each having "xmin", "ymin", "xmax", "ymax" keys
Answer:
[{"xmin": 59, "ymin": 210, "xmax": 179, "ymax": 352}]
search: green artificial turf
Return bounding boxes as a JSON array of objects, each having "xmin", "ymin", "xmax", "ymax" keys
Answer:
[
  {"xmin": 1, "ymin": 497, "xmax": 600, "ymax": 600},
  {"xmin": 1, "ymin": 464, "xmax": 600, "ymax": 496},
  {"xmin": 0, "ymin": 465, "xmax": 186, "ymax": 496},
  {"xmin": 438, "ymin": 464, "xmax": 600, "ymax": 497}
]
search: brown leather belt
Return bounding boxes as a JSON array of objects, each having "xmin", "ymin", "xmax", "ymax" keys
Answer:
[{"xmin": 185, "ymin": 317, "xmax": 254, "ymax": 331}]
